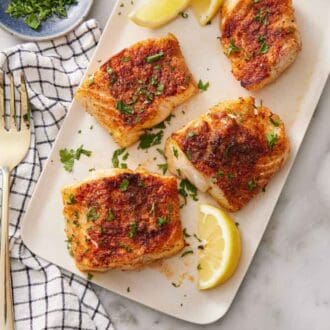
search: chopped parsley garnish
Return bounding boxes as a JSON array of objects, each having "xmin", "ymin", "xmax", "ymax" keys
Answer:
[
  {"xmin": 59, "ymin": 145, "xmax": 92, "ymax": 172},
  {"xmin": 187, "ymin": 131, "xmax": 196, "ymax": 138},
  {"xmin": 86, "ymin": 207, "xmax": 99, "ymax": 222},
  {"xmin": 266, "ymin": 132, "xmax": 278, "ymax": 149},
  {"xmin": 255, "ymin": 9, "xmax": 266, "ymax": 24},
  {"xmin": 155, "ymin": 83, "xmax": 164, "ymax": 95},
  {"xmin": 87, "ymin": 273, "xmax": 93, "ymax": 280},
  {"xmin": 227, "ymin": 38, "xmax": 240, "ymax": 55},
  {"xmin": 217, "ymin": 170, "xmax": 224, "ymax": 177},
  {"xmin": 171, "ymin": 282, "xmax": 180, "ymax": 288},
  {"xmin": 107, "ymin": 209, "xmax": 115, "ymax": 222},
  {"xmin": 157, "ymin": 163, "xmax": 168, "ymax": 175},
  {"xmin": 197, "ymin": 264, "xmax": 202, "ymax": 270},
  {"xmin": 112, "ymin": 148, "xmax": 126, "ymax": 168},
  {"xmin": 119, "ymin": 178, "xmax": 130, "ymax": 192},
  {"xmin": 183, "ymin": 228, "xmax": 191, "ymax": 238},
  {"xmin": 6, "ymin": 0, "xmax": 77, "ymax": 30},
  {"xmin": 227, "ymin": 173, "xmax": 235, "ymax": 181},
  {"xmin": 119, "ymin": 243, "xmax": 132, "ymax": 252},
  {"xmin": 197, "ymin": 79, "xmax": 210, "ymax": 92},
  {"xmin": 106, "ymin": 65, "xmax": 117, "ymax": 84},
  {"xmin": 247, "ymin": 180, "xmax": 257, "ymax": 191},
  {"xmin": 270, "ymin": 116, "xmax": 280, "ymax": 127},
  {"xmin": 65, "ymin": 238, "xmax": 73, "ymax": 256},
  {"xmin": 258, "ymin": 35, "xmax": 269, "ymax": 54},
  {"xmin": 157, "ymin": 216, "xmax": 169, "ymax": 226},
  {"xmin": 67, "ymin": 194, "xmax": 76, "ymax": 205},
  {"xmin": 145, "ymin": 52, "xmax": 164, "ymax": 63},
  {"xmin": 128, "ymin": 222, "xmax": 138, "ymax": 238},
  {"xmin": 180, "ymin": 11, "xmax": 188, "ymax": 18},
  {"xmin": 179, "ymin": 179, "xmax": 198, "ymax": 204},
  {"xmin": 116, "ymin": 100, "xmax": 134, "ymax": 115},
  {"xmin": 172, "ymin": 147, "xmax": 179, "ymax": 159},
  {"xmin": 138, "ymin": 130, "xmax": 163, "ymax": 149},
  {"xmin": 181, "ymin": 250, "xmax": 193, "ymax": 257},
  {"xmin": 121, "ymin": 56, "xmax": 131, "ymax": 62}
]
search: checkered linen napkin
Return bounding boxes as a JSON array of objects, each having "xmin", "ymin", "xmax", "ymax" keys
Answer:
[{"xmin": 0, "ymin": 19, "xmax": 114, "ymax": 330}]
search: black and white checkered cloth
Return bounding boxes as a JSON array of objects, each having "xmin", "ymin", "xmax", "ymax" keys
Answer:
[{"xmin": 0, "ymin": 20, "xmax": 114, "ymax": 330}]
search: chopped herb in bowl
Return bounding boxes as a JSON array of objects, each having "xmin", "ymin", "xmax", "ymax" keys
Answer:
[{"xmin": 6, "ymin": 0, "xmax": 78, "ymax": 30}]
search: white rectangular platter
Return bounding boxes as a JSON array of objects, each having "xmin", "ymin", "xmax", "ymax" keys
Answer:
[{"xmin": 21, "ymin": 0, "xmax": 330, "ymax": 325}]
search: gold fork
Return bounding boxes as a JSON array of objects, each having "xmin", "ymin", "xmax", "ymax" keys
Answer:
[{"xmin": 0, "ymin": 72, "xmax": 31, "ymax": 330}]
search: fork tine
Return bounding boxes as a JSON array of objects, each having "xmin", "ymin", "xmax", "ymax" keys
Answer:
[
  {"xmin": 20, "ymin": 73, "xmax": 30, "ymax": 130},
  {"xmin": 9, "ymin": 73, "xmax": 17, "ymax": 130},
  {"xmin": 0, "ymin": 72, "xmax": 4, "ymax": 129}
]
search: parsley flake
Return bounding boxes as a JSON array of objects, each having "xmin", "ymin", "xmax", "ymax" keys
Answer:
[
  {"xmin": 128, "ymin": 222, "xmax": 138, "ymax": 238},
  {"xmin": 59, "ymin": 145, "xmax": 92, "ymax": 172},
  {"xmin": 197, "ymin": 79, "xmax": 210, "ymax": 92},
  {"xmin": 145, "ymin": 52, "xmax": 164, "ymax": 63},
  {"xmin": 119, "ymin": 178, "xmax": 130, "ymax": 192}
]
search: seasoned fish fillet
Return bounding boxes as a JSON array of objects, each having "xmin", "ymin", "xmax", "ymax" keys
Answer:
[
  {"xmin": 165, "ymin": 97, "xmax": 290, "ymax": 211},
  {"xmin": 75, "ymin": 33, "xmax": 198, "ymax": 147},
  {"xmin": 220, "ymin": 0, "xmax": 301, "ymax": 90},
  {"xmin": 62, "ymin": 169, "xmax": 184, "ymax": 272}
]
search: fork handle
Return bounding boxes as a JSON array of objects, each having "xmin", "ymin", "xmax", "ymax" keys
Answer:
[{"xmin": 0, "ymin": 168, "xmax": 15, "ymax": 330}]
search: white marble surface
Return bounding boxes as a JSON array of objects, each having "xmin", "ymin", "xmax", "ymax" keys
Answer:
[{"xmin": 1, "ymin": 1, "xmax": 329, "ymax": 329}]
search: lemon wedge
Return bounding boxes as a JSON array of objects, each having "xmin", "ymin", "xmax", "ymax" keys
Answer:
[
  {"xmin": 197, "ymin": 204, "xmax": 241, "ymax": 290},
  {"xmin": 191, "ymin": 0, "xmax": 223, "ymax": 25},
  {"xmin": 128, "ymin": 0, "xmax": 191, "ymax": 29}
]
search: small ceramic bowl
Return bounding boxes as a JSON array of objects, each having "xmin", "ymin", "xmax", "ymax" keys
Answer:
[{"xmin": 0, "ymin": 0, "xmax": 94, "ymax": 41}]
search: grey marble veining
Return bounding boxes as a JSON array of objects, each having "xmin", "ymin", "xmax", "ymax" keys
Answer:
[{"xmin": 1, "ymin": 1, "xmax": 329, "ymax": 329}]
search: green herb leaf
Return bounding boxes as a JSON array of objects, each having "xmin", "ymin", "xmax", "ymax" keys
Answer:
[
  {"xmin": 145, "ymin": 52, "xmax": 164, "ymax": 63},
  {"xmin": 197, "ymin": 79, "xmax": 210, "ymax": 92},
  {"xmin": 107, "ymin": 209, "xmax": 115, "ymax": 222},
  {"xmin": 116, "ymin": 100, "xmax": 134, "ymax": 115},
  {"xmin": 67, "ymin": 194, "xmax": 76, "ymax": 205},
  {"xmin": 270, "ymin": 116, "xmax": 280, "ymax": 127},
  {"xmin": 112, "ymin": 148, "xmax": 126, "ymax": 168},
  {"xmin": 247, "ymin": 180, "xmax": 257, "ymax": 191},
  {"xmin": 172, "ymin": 147, "xmax": 179, "ymax": 159},
  {"xmin": 180, "ymin": 11, "xmax": 188, "ymax": 18},
  {"xmin": 86, "ymin": 207, "xmax": 99, "ymax": 222},
  {"xmin": 157, "ymin": 163, "xmax": 168, "ymax": 175},
  {"xmin": 183, "ymin": 228, "xmax": 191, "ymax": 238},
  {"xmin": 119, "ymin": 178, "xmax": 130, "ymax": 192},
  {"xmin": 227, "ymin": 38, "xmax": 240, "ymax": 55},
  {"xmin": 181, "ymin": 250, "xmax": 194, "ymax": 257},
  {"xmin": 128, "ymin": 222, "xmax": 138, "ymax": 238},
  {"xmin": 266, "ymin": 132, "xmax": 278, "ymax": 149},
  {"xmin": 138, "ymin": 130, "xmax": 163, "ymax": 149},
  {"xmin": 255, "ymin": 9, "xmax": 266, "ymax": 24},
  {"xmin": 178, "ymin": 179, "xmax": 198, "ymax": 204},
  {"xmin": 157, "ymin": 216, "xmax": 169, "ymax": 226},
  {"xmin": 59, "ymin": 145, "xmax": 92, "ymax": 172},
  {"xmin": 6, "ymin": 0, "xmax": 77, "ymax": 30},
  {"xmin": 258, "ymin": 35, "xmax": 269, "ymax": 54}
]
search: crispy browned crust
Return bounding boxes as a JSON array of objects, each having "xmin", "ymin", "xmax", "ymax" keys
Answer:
[
  {"xmin": 62, "ymin": 169, "xmax": 184, "ymax": 272},
  {"xmin": 220, "ymin": 0, "xmax": 301, "ymax": 91},
  {"xmin": 75, "ymin": 33, "xmax": 198, "ymax": 147},
  {"xmin": 165, "ymin": 97, "xmax": 290, "ymax": 211}
]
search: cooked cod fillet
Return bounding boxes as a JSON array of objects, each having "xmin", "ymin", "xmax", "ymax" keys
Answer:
[
  {"xmin": 220, "ymin": 0, "xmax": 301, "ymax": 91},
  {"xmin": 62, "ymin": 169, "xmax": 184, "ymax": 272},
  {"xmin": 75, "ymin": 33, "xmax": 198, "ymax": 147},
  {"xmin": 165, "ymin": 97, "xmax": 290, "ymax": 211}
]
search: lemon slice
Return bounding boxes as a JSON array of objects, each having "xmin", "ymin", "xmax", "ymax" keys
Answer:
[
  {"xmin": 197, "ymin": 204, "xmax": 241, "ymax": 290},
  {"xmin": 128, "ymin": 0, "xmax": 191, "ymax": 29},
  {"xmin": 191, "ymin": 0, "xmax": 223, "ymax": 25}
]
